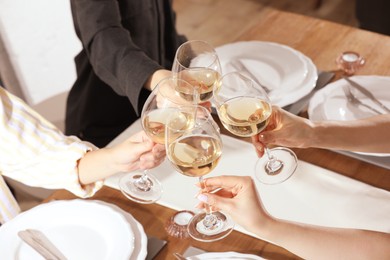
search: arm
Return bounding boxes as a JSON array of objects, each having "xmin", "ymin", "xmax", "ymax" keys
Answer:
[
  {"xmin": 308, "ymin": 114, "xmax": 390, "ymax": 153},
  {"xmin": 0, "ymin": 88, "xmax": 164, "ymax": 197},
  {"xmin": 252, "ymin": 106, "xmax": 390, "ymax": 156},
  {"xmin": 71, "ymin": 0, "xmax": 171, "ymax": 106},
  {"xmin": 1, "ymin": 87, "xmax": 99, "ymax": 197},
  {"xmin": 197, "ymin": 175, "xmax": 390, "ymax": 260},
  {"xmin": 78, "ymin": 131, "xmax": 165, "ymax": 185}
]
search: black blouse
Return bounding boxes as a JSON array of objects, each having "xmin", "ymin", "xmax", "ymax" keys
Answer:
[{"xmin": 65, "ymin": 0, "xmax": 186, "ymax": 147}]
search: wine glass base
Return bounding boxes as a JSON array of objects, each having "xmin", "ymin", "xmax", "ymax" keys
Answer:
[
  {"xmin": 255, "ymin": 147, "xmax": 298, "ymax": 185},
  {"xmin": 119, "ymin": 171, "xmax": 163, "ymax": 204},
  {"xmin": 187, "ymin": 211, "xmax": 234, "ymax": 242}
]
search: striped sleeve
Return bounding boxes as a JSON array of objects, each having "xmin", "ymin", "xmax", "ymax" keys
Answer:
[
  {"xmin": 0, "ymin": 87, "xmax": 103, "ymax": 200},
  {"xmin": 0, "ymin": 176, "xmax": 21, "ymax": 224}
]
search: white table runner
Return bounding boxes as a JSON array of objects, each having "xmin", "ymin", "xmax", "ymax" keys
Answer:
[{"xmin": 105, "ymin": 120, "xmax": 390, "ymax": 238}]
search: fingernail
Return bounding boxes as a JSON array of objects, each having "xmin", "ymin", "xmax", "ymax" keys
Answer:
[
  {"xmin": 259, "ymin": 134, "xmax": 264, "ymax": 141},
  {"xmin": 197, "ymin": 194, "xmax": 208, "ymax": 203}
]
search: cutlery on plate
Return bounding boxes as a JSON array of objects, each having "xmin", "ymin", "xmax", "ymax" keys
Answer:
[
  {"xmin": 285, "ymin": 71, "xmax": 335, "ymax": 114},
  {"xmin": 343, "ymin": 86, "xmax": 384, "ymax": 115},
  {"xmin": 229, "ymin": 59, "xmax": 272, "ymax": 93},
  {"xmin": 18, "ymin": 229, "xmax": 67, "ymax": 260},
  {"xmin": 173, "ymin": 252, "xmax": 187, "ymax": 260},
  {"xmin": 183, "ymin": 245, "xmax": 206, "ymax": 257},
  {"xmin": 342, "ymin": 76, "xmax": 390, "ymax": 113}
]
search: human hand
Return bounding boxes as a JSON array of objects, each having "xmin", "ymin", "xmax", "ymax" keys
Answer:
[
  {"xmin": 196, "ymin": 175, "xmax": 272, "ymax": 232},
  {"xmin": 252, "ymin": 106, "xmax": 314, "ymax": 157},
  {"xmin": 110, "ymin": 131, "xmax": 166, "ymax": 172},
  {"xmin": 146, "ymin": 69, "xmax": 172, "ymax": 91},
  {"xmin": 154, "ymin": 77, "xmax": 213, "ymax": 113}
]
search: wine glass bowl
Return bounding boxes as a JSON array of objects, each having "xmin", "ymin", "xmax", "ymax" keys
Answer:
[
  {"xmin": 141, "ymin": 77, "xmax": 195, "ymax": 144},
  {"xmin": 213, "ymin": 72, "xmax": 272, "ymax": 137},
  {"xmin": 213, "ymin": 72, "xmax": 298, "ymax": 185},
  {"xmin": 119, "ymin": 77, "xmax": 196, "ymax": 204},
  {"xmin": 166, "ymin": 106, "xmax": 222, "ymax": 178},
  {"xmin": 172, "ymin": 40, "xmax": 222, "ymax": 103}
]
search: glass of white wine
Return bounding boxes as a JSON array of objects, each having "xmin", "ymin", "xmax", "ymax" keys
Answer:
[
  {"xmin": 119, "ymin": 77, "xmax": 195, "ymax": 203},
  {"xmin": 172, "ymin": 40, "xmax": 222, "ymax": 104},
  {"xmin": 213, "ymin": 72, "xmax": 298, "ymax": 184},
  {"xmin": 165, "ymin": 105, "xmax": 234, "ymax": 242}
]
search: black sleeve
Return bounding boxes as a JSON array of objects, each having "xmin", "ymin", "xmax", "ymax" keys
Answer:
[{"xmin": 71, "ymin": 0, "xmax": 163, "ymax": 109}]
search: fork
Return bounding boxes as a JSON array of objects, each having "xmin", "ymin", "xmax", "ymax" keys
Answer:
[
  {"xmin": 342, "ymin": 86, "xmax": 383, "ymax": 115},
  {"xmin": 230, "ymin": 59, "xmax": 272, "ymax": 93},
  {"xmin": 173, "ymin": 252, "xmax": 187, "ymax": 259}
]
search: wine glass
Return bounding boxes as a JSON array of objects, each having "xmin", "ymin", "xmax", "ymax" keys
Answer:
[
  {"xmin": 119, "ymin": 77, "xmax": 195, "ymax": 203},
  {"xmin": 213, "ymin": 72, "xmax": 298, "ymax": 184},
  {"xmin": 172, "ymin": 40, "xmax": 222, "ymax": 104},
  {"xmin": 165, "ymin": 105, "xmax": 234, "ymax": 242}
]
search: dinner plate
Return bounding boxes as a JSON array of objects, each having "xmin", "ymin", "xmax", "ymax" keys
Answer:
[
  {"xmin": 0, "ymin": 200, "xmax": 137, "ymax": 260},
  {"xmin": 188, "ymin": 251, "xmax": 266, "ymax": 260},
  {"xmin": 308, "ymin": 75, "xmax": 390, "ymax": 157},
  {"xmin": 216, "ymin": 41, "xmax": 317, "ymax": 107},
  {"xmin": 94, "ymin": 200, "xmax": 147, "ymax": 260}
]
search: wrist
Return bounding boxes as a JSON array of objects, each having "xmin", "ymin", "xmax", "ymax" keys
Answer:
[
  {"xmin": 103, "ymin": 147, "xmax": 122, "ymax": 173},
  {"xmin": 251, "ymin": 214, "xmax": 279, "ymax": 240},
  {"xmin": 299, "ymin": 118, "xmax": 318, "ymax": 148}
]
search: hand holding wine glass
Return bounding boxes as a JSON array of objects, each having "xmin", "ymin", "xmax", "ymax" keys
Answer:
[
  {"xmin": 213, "ymin": 72, "xmax": 298, "ymax": 185},
  {"xmin": 119, "ymin": 77, "xmax": 195, "ymax": 204},
  {"xmin": 172, "ymin": 40, "xmax": 221, "ymax": 104},
  {"xmin": 165, "ymin": 105, "xmax": 234, "ymax": 242}
]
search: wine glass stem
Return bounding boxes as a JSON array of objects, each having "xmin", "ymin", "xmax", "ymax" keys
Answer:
[
  {"xmin": 264, "ymin": 147, "xmax": 283, "ymax": 175},
  {"xmin": 265, "ymin": 146, "xmax": 273, "ymax": 160},
  {"xmin": 198, "ymin": 176, "xmax": 220, "ymax": 229},
  {"xmin": 135, "ymin": 169, "xmax": 152, "ymax": 192},
  {"xmin": 199, "ymin": 176, "xmax": 212, "ymax": 214}
]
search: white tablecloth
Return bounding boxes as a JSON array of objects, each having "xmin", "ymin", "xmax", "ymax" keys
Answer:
[{"xmin": 105, "ymin": 119, "xmax": 390, "ymax": 238}]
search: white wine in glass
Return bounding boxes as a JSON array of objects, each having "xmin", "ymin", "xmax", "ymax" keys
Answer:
[
  {"xmin": 172, "ymin": 40, "xmax": 222, "ymax": 104},
  {"xmin": 214, "ymin": 72, "xmax": 298, "ymax": 184},
  {"xmin": 119, "ymin": 77, "xmax": 195, "ymax": 204},
  {"xmin": 168, "ymin": 134, "xmax": 222, "ymax": 178},
  {"xmin": 166, "ymin": 105, "xmax": 234, "ymax": 242},
  {"xmin": 217, "ymin": 97, "xmax": 272, "ymax": 137}
]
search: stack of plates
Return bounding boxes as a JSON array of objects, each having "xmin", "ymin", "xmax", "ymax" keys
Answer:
[
  {"xmin": 308, "ymin": 75, "xmax": 390, "ymax": 157},
  {"xmin": 0, "ymin": 200, "xmax": 147, "ymax": 260},
  {"xmin": 216, "ymin": 41, "xmax": 317, "ymax": 107}
]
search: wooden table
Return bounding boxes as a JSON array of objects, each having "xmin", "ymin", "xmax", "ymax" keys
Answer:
[{"xmin": 43, "ymin": 8, "xmax": 390, "ymax": 260}]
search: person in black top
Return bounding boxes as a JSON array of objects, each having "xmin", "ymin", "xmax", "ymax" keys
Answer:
[{"xmin": 66, "ymin": 0, "xmax": 186, "ymax": 147}]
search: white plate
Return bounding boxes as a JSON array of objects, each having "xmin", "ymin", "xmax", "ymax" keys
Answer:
[
  {"xmin": 188, "ymin": 251, "xmax": 266, "ymax": 260},
  {"xmin": 216, "ymin": 41, "xmax": 317, "ymax": 107},
  {"xmin": 308, "ymin": 75, "xmax": 390, "ymax": 157},
  {"xmin": 0, "ymin": 200, "xmax": 137, "ymax": 260},
  {"xmin": 94, "ymin": 201, "xmax": 147, "ymax": 260}
]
